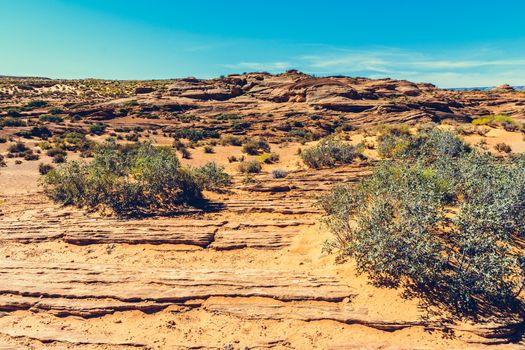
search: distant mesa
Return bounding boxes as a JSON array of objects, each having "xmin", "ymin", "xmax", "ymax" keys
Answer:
[{"xmin": 491, "ymin": 84, "xmax": 515, "ymax": 92}]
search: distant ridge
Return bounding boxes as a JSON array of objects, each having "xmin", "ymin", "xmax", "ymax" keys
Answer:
[
  {"xmin": 448, "ymin": 86, "xmax": 525, "ymax": 91},
  {"xmin": 0, "ymin": 75, "xmax": 51, "ymax": 80}
]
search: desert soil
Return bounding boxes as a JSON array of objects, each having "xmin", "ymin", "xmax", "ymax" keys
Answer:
[
  {"xmin": 0, "ymin": 137, "xmax": 524, "ymax": 350},
  {"xmin": 1, "ymin": 73, "xmax": 525, "ymax": 349}
]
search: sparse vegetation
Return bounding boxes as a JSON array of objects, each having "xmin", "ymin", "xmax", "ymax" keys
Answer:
[
  {"xmin": 38, "ymin": 163, "xmax": 54, "ymax": 175},
  {"xmin": 26, "ymin": 100, "xmax": 48, "ymax": 109},
  {"xmin": 39, "ymin": 114, "xmax": 63, "ymax": 123},
  {"xmin": 173, "ymin": 128, "xmax": 220, "ymax": 141},
  {"xmin": 495, "ymin": 142, "xmax": 512, "ymax": 153},
  {"xmin": 242, "ymin": 139, "xmax": 270, "ymax": 155},
  {"xmin": 320, "ymin": 128, "xmax": 525, "ymax": 316},
  {"xmin": 238, "ymin": 159, "xmax": 262, "ymax": 173},
  {"xmin": 472, "ymin": 114, "xmax": 522, "ymax": 130},
  {"xmin": 193, "ymin": 162, "xmax": 231, "ymax": 191},
  {"xmin": 271, "ymin": 169, "xmax": 288, "ymax": 178},
  {"xmin": 89, "ymin": 123, "xmax": 107, "ymax": 135},
  {"xmin": 41, "ymin": 140, "xmax": 229, "ymax": 216},
  {"xmin": 301, "ymin": 138, "xmax": 361, "ymax": 169},
  {"xmin": 259, "ymin": 152, "xmax": 280, "ymax": 164}
]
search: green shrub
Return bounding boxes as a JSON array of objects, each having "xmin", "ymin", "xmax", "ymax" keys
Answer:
[
  {"xmin": 301, "ymin": 138, "xmax": 361, "ymax": 169},
  {"xmin": 38, "ymin": 163, "xmax": 54, "ymax": 175},
  {"xmin": 232, "ymin": 121, "xmax": 251, "ymax": 131},
  {"xmin": 52, "ymin": 131, "xmax": 94, "ymax": 152},
  {"xmin": 376, "ymin": 125, "xmax": 412, "ymax": 158},
  {"xmin": 41, "ymin": 140, "xmax": 215, "ymax": 216},
  {"xmin": 378, "ymin": 127, "xmax": 469, "ymax": 162},
  {"xmin": 52, "ymin": 154, "xmax": 67, "ymax": 163},
  {"xmin": 5, "ymin": 108, "xmax": 22, "ymax": 117},
  {"xmin": 320, "ymin": 131, "xmax": 525, "ymax": 316},
  {"xmin": 39, "ymin": 115, "xmax": 63, "ymax": 123},
  {"xmin": 220, "ymin": 135, "xmax": 243, "ymax": 146},
  {"xmin": 8, "ymin": 141, "xmax": 30, "ymax": 155},
  {"xmin": 89, "ymin": 123, "xmax": 107, "ymax": 135},
  {"xmin": 193, "ymin": 162, "xmax": 231, "ymax": 191},
  {"xmin": 17, "ymin": 126, "xmax": 52, "ymax": 139},
  {"xmin": 180, "ymin": 147, "xmax": 191, "ymax": 159},
  {"xmin": 26, "ymin": 100, "xmax": 48, "ymax": 109},
  {"xmin": 1, "ymin": 117, "xmax": 26, "ymax": 127},
  {"xmin": 203, "ymin": 145, "xmax": 214, "ymax": 154},
  {"xmin": 495, "ymin": 142, "xmax": 512, "ymax": 153},
  {"xmin": 48, "ymin": 108, "xmax": 64, "ymax": 115},
  {"xmin": 259, "ymin": 152, "xmax": 279, "ymax": 164},
  {"xmin": 238, "ymin": 160, "xmax": 262, "ymax": 173},
  {"xmin": 272, "ymin": 169, "xmax": 288, "ymax": 178},
  {"xmin": 472, "ymin": 115, "xmax": 521, "ymax": 130},
  {"xmin": 173, "ymin": 128, "xmax": 219, "ymax": 141},
  {"xmin": 242, "ymin": 139, "xmax": 270, "ymax": 155},
  {"xmin": 24, "ymin": 153, "xmax": 39, "ymax": 161}
]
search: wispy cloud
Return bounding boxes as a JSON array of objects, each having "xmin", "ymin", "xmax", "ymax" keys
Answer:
[
  {"xmin": 223, "ymin": 61, "xmax": 292, "ymax": 72},
  {"xmin": 223, "ymin": 47, "xmax": 525, "ymax": 87}
]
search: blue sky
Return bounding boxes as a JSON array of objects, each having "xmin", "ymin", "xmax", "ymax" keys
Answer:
[{"xmin": 1, "ymin": 0, "xmax": 525, "ymax": 87}]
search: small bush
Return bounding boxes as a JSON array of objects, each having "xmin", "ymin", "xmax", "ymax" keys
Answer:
[
  {"xmin": 472, "ymin": 115, "xmax": 521, "ymax": 130},
  {"xmin": 52, "ymin": 154, "xmax": 67, "ymax": 163},
  {"xmin": 495, "ymin": 142, "xmax": 512, "ymax": 153},
  {"xmin": 41, "ymin": 140, "xmax": 220, "ymax": 216},
  {"xmin": 39, "ymin": 115, "xmax": 63, "ymax": 123},
  {"xmin": 17, "ymin": 126, "xmax": 52, "ymax": 139},
  {"xmin": 24, "ymin": 153, "xmax": 39, "ymax": 161},
  {"xmin": 1, "ymin": 118, "xmax": 26, "ymax": 127},
  {"xmin": 320, "ymin": 130, "xmax": 525, "ymax": 316},
  {"xmin": 203, "ymin": 145, "xmax": 214, "ymax": 154},
  {"xmin": 48, "ymin": 108, "xmax": 64, "ymax": 115},
  {"xmin": 173, "ymin": 128, "xmax": 219, "ymax": 141},
  {"xmin": 272, "ymin": 169, "xmax": 288, "ymax": 178},
  {"xmin": 5, "ymin": 108, "xmax": 21, "ymax": 117},
  {"xmin": 193, "ymin": 162, "xmax": 231, "ymax": 191},
  {"xmin": 238, "ymin": 160, "xmax": 262, "ymax": 174},
  {"xmin": 46, "ymin": 148, "xmax": 67, "ymax": 158},
  {"xmin": 301, "ymin": 138, "xmax": 360, "ymax": 169},
  {"xmin": 180, "ymin": 147, "xmax": 191, "ymax": 159},
  {"xmin": 259, "ymin": 152, "xmax": 280, "ymax": 164},
  {"xmin": 26, "ymin": 100, "xmax": 48, "ymax": 109},
  {"xmin": 89, "ymin": 123, "xmax": 107, "ymax": 135},
  {"xmin": 8, "ymin": 142, "xmax": 28, "ymax": 153},
  {"xmin": 39, "ymin": 163, "xmax": 54, "ymax": 175},
  {"xmin": 242, "ymin": 139, "xmax": 270, "ymax": 155},
  {"xmin": 221, "ymin": 135, "xmax": 243, "ymax": 146}
]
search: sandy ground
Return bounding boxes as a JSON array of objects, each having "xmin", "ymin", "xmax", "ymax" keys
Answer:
[{"xmin": 0, "ymin": 127, "xmax": 524, "ymax": 349}]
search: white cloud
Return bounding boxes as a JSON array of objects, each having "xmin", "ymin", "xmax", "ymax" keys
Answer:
[
  {"xmin": 223, "ymin": 46, "xmax": 525, "ymax": 87},
  {"xmin": 223, "ymin": 61, "xmax": 292, "ymax": 72}
]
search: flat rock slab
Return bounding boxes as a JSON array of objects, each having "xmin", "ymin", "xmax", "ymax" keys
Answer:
[
  {"xmin": 0, "ymin": 324, "xmax": 146, "ymax": 348},
  {"xmin": 210, "ymin": 228, "xmax": 300, "ymax": 250},
  {"xmin": 0, "ymin": 222, "xmax": 222, "ymax": 247},
  {"xmin": 205, "ymin": 299, "xmax": 423, "ymax": 331},
  {"xmin": 0, "ymin": 294, "xmax": 171, "ymax": 318},
  {"xmin": 0, "ymin": 261, "xmax": 355, "ymax": 315},
  {"xmin": 0, "ymin": 195, "xmax": 315, "ymax": 249},
  {"xmin": 204, "ymin": 299, "xmax": 525, "ymax": 344}
]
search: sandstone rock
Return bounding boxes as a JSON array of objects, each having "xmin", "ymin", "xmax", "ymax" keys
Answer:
[{"xmin": 492, "ymin": 84, "xmax": 515, "ymax": 92}]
